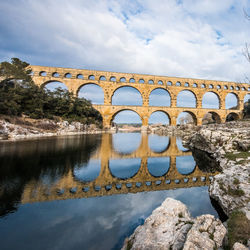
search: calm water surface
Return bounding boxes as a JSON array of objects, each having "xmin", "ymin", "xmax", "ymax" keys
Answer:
[{"xmin": 0, "ymin": 133, "xmax": 218, "ymax": 250}]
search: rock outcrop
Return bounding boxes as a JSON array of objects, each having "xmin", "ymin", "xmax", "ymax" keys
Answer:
[
  {"xmin": 122, "ymin": 198, "xmax": 226, "ymax": 250},
  {"xmin": 184, "ymin": 120, "xmax": 250, "ymax": 217},
  {"xmin": 0, "ymin": 117, "xmax": 102, "ymax": 140}
]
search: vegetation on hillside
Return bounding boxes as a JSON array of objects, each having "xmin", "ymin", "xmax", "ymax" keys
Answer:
[{"xmin": 0, "ymin": 58, "xmax": 102, "ymax": 126}]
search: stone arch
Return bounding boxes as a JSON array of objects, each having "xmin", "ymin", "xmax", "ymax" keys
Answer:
[
  {"xmin": 52, "ymin": 72, "xmax": 60, "ymax": 77},
  {"xmin": 111, "ymin": 86, "xmax": 143, "ymax": 106},
  {"xmin": 226, "ymin": 112, "xmax": 239, "ymax": 122},
  {"xmin": 139, "ymin": 78, "xmax": 145, "ymax": 83},
  {"xmin": 202, "ymin": 111, "xmax": 221, "ymax": 124},
  {"xmin": 41, "ymin": 80, "xmax": 69, "ymax": 91},
  {"xmin": 177, "ymin": 111, "xmax": 197, "ymax": 125},
  {"xmin": 77, "ymin": 83, "xmax": 104, "ymax": 104},
  {"xmin": 177, "ymin": 90, "xmax": 197, "ymax": 108},
  {"xmin": 148, "ymin": 79, "xmax": 154, "ymax": 84},
  {"xmin": 202, "ymin": 91, "xmax": 220, "ymax": 109},
  {"xmin": 110, "ymin": 76, "xmax": 116, "ymax": 82},
  {"xmin": 64, "ymin": 73, "xmax": 72, "ymax": 78},
  {"xmin": 77, "ymin": 74, "xmax": 83, "ymax": 79},
  {"xmin": 149, "ymin": 88, "xmax": 171, "ymax": 107},
  {"xmin": 99, "ymin": 75, "xmax": 106, "ymax": 81},
  {"xmin": 88, "ymin": 75, "xmax": 95, "ymax": 80},
  {"xmin": 129, "ymin": 78, "xmax": 135, "ymax": 83},
  {"xmin": 148, "ymin": 110, "xmax": 171, "ymax": 125},
  {"xmin": 120, "ymin": 77, "xmax": 126, "ymax": 82},
  {"xmin": 111, "ymin": 109, "xmax": 142, "ymax": 125},
  {"xmin": 225, "ymin": 92, "xmax": 239, "ymax": 110},
  {"xmin": 39, "ymin": 71, "xmax": 47, "ymax": 76}
]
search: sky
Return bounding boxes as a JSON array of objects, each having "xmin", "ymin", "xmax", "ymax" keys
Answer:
[{"xmin": 1, "ymin": 0, "xmax": 250, "ymax": 123}]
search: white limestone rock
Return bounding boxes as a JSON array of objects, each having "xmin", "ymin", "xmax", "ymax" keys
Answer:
[
  {"xmin": 233, "ymin": 242, "xmax": 248, "ymax": 250},
  {"xmin": 122, "ymin": 198, "xmax": 226, "ymax": 250},
  {"xmin": 183, "ymin": 215, "xmax": 226, "ymax": 250}
]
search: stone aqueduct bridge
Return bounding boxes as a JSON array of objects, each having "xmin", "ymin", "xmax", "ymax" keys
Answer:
[
  {"xmin": 30, "ymin": 65, "xmax": 250, "ymax": 127},
  {"xmin": 21, "ymin": 134, "xmax": 217, "ymax": 203}
]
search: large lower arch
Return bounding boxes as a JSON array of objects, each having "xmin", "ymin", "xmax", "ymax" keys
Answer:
[
  {"xmin": 202, "ymin": 92, "xmax": 220, "ymax": 109},
  {"xmin": 42, "ymin": 80, "xmax": 68, "ymax": 91},
  {"xmin": 149, "ymin": 88, "xmax": 171, "ymax": 106},
  {"xmin": 148, "ymin": 111, "xmax": 170, "ymax": 125},
  {"xmin": 112, "ymin": 86, "xmax": 143, "ymax": 106},
  {"xmin": 202, "ymin": 111, "xmax": 221, "ymax": 124},
  {"xmin": 177, "ymin": 111, "xmax": 197, "ymax": 125},
  {"xmin": 177, "ymin": 90, "xmax": 197, "ymax": 108},
  {"xmin": 111, "ymin": 109, "xmax": 142, "ymax": 126},
  {"xmin": 226, "ymin": 112, "xmax": 239, "ymax": 122},
  {"xmin": 225, "ymin": 93, "xmax": 239, "ymax": 109},
  {"xmin": 77, "ymin": 83, "xmax": 104, "ymax": 104}
]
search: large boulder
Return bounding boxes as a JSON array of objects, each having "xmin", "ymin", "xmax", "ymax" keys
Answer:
[{"xmin": 122, "ymin": 198, "xmax": 226, "ymax": 250}]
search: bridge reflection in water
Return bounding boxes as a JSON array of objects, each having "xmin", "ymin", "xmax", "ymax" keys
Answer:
[{"xmin": 21, "ymin": 133, "xmax": 216, "ymax": 204}]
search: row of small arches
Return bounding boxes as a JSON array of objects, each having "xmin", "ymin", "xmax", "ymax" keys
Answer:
[
  {"xmin": 38, "ymin": 71, "xmax": 249, "ymax": 91},
  {"xmin": 55, "ymin": 176, "xmax": 210, "ymax": 196}
]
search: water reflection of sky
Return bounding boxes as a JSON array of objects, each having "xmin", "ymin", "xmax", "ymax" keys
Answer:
[
  {"xmin": 109, "ymin": 158, "xmax": 141, "ymax": 179},
  {"xmin": 176, "ymin": 156, "xmax": 196, "ymax": 175},
  {"xmin": 0, "ymin": 186, "xmax": 218, "ymax": 250},
  {"xmin": 74, "ymin": 159, "xmax": 101, "ymax": 182},
  {"xmin": 112, "ymin": 133, "xmax": 141, "ymax": 154},
  {"xmin": 147, "ymin": 157, "xmax": 170, "ymax": 177},
  {"xmin": 148, "ymin": 134, "xmax": 170, "ymax": 153}
]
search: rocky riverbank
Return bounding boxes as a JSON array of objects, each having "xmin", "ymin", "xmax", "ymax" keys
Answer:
[
  {"xmin": 122, "ymin": 120, "xmax": 250, "ymax": 249},
  {"xmin": 185, "ymin": 120, "xmax": 250, "ymax": 249},
  {"xmin": 0, "ymin": 116, "xmax": 102, "ymax": 141},
  {"xmin": 147, "ymin": 123, "xmax": 200, "ymax": 137}
]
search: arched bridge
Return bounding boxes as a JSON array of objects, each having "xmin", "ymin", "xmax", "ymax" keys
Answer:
[
  {"xmin": 21, "ymin": 134, "xmax": 217, "ymax": 204},
  {"xmin": 30, "ymin": 65, "xmax": 250, "ymax": 128}
]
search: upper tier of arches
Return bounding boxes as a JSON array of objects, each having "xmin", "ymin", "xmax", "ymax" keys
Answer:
[{"xmin": 33, "ymin": 66, "xmax": 250, "ymax": 92}]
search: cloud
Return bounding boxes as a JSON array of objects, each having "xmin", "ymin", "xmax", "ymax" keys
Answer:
[
  {"xmin": 0, "ymin": 0, "xmax": 249, "ymax": 122},
  {"xmin": 1, "ymin": 0, "xmax": 250, "ymax": 81}
]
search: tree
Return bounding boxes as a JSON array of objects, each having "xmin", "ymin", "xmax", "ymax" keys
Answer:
[
  {"xmin": 0, "ymin": 58, "xmax": 33, "ymax": 86},
  {"xmin": 0, "ymin": 58, "xmax": 102, "ymax": 125}
]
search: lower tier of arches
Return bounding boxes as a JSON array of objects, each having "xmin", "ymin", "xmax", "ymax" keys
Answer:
[{"xmin": 93, "ymin": 105, "xmax": 242, "ymax": 128}]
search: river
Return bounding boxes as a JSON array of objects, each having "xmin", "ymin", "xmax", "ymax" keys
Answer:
[{"xmin": 0, "ymin": 132, "xmax": 219, "ymax": 250}]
